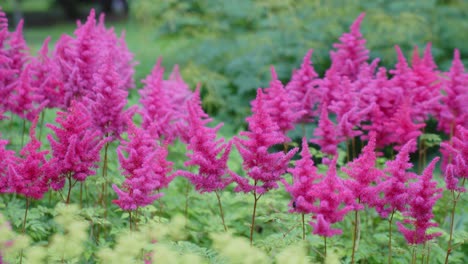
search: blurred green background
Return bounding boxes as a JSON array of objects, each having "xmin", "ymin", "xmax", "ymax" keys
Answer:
[{"xmin": 3, "ymin": 0, "xmax": 468, "ymax": 129}]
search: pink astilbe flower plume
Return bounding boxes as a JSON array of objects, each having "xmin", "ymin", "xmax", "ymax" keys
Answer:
[
  {"xmin": 343, "ymin": 131, "xmax": 384, "ymax": 208},
  {"xmin": 440, "ymin": 125, "xmax": 468, "ymax": 192},
  {"xmin": 438, "ymin": 49, "xmax": 468, "ymax": 134},
  {"xmin": 309, "ymin": 157, "xmax": 354, "ymax": 237},
  {"xmin": 177, "ymin": 88, "xmax": 233, "ymax": 193},
  {"xmin": 330, "ymin": 13, "xmax": 369, "ymax": 80},
  {"xmin": 113, "ymin": 120, "xmax": 174, "ymax": 211},
  {"xmin": 86, "ymin": 53, "xmax": 132, "ymax": 140},
  {"xmin": 397, "ymin": 157, "xmax": 443, "ymax": 244},
  {"xmin": 310, "ymin": 104, "xmax": 342, "ymax": 161},
  {"xmin": 231, "ymin": 88, "xmax": 298, "ymax": 194},
  {"xmin": 263, "ymin": 66, "xmax": 305, "ymax": 135},
  {"xmin": 0, "ymin": 137, "xmax": 17, "ymax": 193},
  {"xmin": 284, "ymin": 137, "xmax": 322, "ymax": 214},
  {"xmin": 30, "ymin": 37, "xmax": 65, "ymax": 109},
  {"xmin": 8, "ymin": 118, "xmax": 52, "ymax": 200},
  {"xmin": 285, "ymin": 50, "xmax": 321, "ymax": 123},
  {"xmin": 47, "ymin": 102, "xmax": 107, "ymax": 190},
  {"xmin": 376, "ymin": 139, "xmax": 418, "ymax": 218},
  {"xmin": 8, "ymin": 65, "xmax": 47, "ymax": 121}
]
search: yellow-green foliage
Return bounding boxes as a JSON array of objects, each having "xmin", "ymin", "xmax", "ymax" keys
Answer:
[
  {"xmin": 0, "ymin": 214, "xmax": 30, "ymax": 263},
  {"xmin": 211, "ymin": 232, "xmax": 269, "ymax": 264}
]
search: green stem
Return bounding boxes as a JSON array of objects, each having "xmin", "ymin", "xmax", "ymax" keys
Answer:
[
  {"xmin": 351, "ymin": 206, "xmax": 360, "ymax": 264},
  {"xmin": 444, "ymin": 182, "xmax": 464, "ymax": 264},
  {"xmin": 301, "ymin": 213, "xmax": 305, "ymax": 240},
  {"xmin": 250, "ymin": 190, "xmax": 260, "ymax": 246},
  {"xmin": 215, "ymin": 191, "xmax": 227, "ymax": 232},
  {"xmin": 20, "ymin": 118, "xmax": 26, "ymax": 148},
  {"xmin": 19, "ymin": 198, "xmax": 30, "ymax": 264},
  {"xmin": 324, "ymin": 236, "xmax": 327, "ymax": 258},
  {"xmin": 38, "ymin": 110, "xmax": 45, "ymax": 141},
  {"xmin": 388, "ymin": 210, "xmax": 395, "ymax": 264},
  {"xmin": 66, "ymin": 174, "xmax": 72, "ymax": 204}
]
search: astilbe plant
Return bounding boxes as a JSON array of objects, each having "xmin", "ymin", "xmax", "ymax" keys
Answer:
[
  {"xmin": 283, "ymin": 137, "xmax": 322, "ymax": 239},
  {"xmin": 396, "ymin": 157, "xmax": 442, "ymax": 245},
  {"xmin": 440, "ymin": 125, "xmax": 468, "ymax": 263},
  {"xmin": 177, "ymin": 88, "xmax": 233, "ymax": 230},
  {"xmin": 329, "ymin": 13, "xmax": 369, "ymax": 81},
  {"xmin": 438, "ymin": 49, "xmax": 468, "ymax": 135},
  {"xmin": 47, "ymin": 102, "xmax": 106, "ymax": 202},
  {"xmin": 286, "ymin": 49, "xmax": 321, "ymax": 123},
  {"xmin": 262, "ymin": 66, "xmax": 305, "ymax": 137},
  {"xmin": 113, "ymin": 119, "xmax": 174, "ymax": 228},
  {"xmin": 0, "ymin": 137, "xmax": 16, "ymax": 193},
  {"xmin": 311, "ymin": 104, "xmax": 342, "ymax": 163},
  {"xmin": 231, "ymin": 88, "xmax": 297, "ymax": 244}
]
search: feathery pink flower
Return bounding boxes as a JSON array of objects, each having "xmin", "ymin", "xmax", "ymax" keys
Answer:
[
  {"xmin": 0, "ymin": 137, "xmax": 16, "ymax": 193},
  {"xmin": 113, "ymin": 120, "xmax": 174, "ymax": 211},
  {"xmin": 286, "ymin": 50, "xmax": 321, "ymax": 122},
  {"xmin": 231, "ymin": 88, "xmax": 297, "ymax": 194},
  {"xmin": 343, "ymin": 131, "xmax": 384, "ymax": 208},
  {"xmin": 177, "ymin": 90, "xmax": 233, "ymax": 193},
  {"xmin": 438, "ymin": 49, "xmax": 468, "ymax": 134},
  {"xmin": 376, "ymin": 140, "xmax": 418, "ymax": 218},
  {"xmin": 8, "ymin": 118, "xmax": 51, "ymax": 199},
  {"xmin": 86, "ymin": 54, "xmax": 132, "ymax": 140},
  {"xmin": 284, "ymin": 138, "xmax": 322, "ymax": 214},
  {"xmin": 309, "ymin": 157, "xmax": 354, "ymax": 236},
  {"xmin": 47, "ymin": 102, "xmax": 106, "ymax": 190},
  {"xmin": 329, "ymin": 13, "xmax": 369, "ymax": 81},
  {"xmin": 263, "ymin": 66, "xmax": 304, "ymax": 135},
  {"xmin": 310, "ymin": 105, "xmax": 342, "ymax": 159},
  {"xmin": 440, "ymin": 125, "xmax": 468, "ymax": 192},
  {"xmin": 397, "ymin": 157, "xmax": 443, "ymax": 244}
]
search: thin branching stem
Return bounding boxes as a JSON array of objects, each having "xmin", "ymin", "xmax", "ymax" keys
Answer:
[
  {"xmin": 20, "ymin": 118, "xmax": 26, "ymax": 148},
  {"xmin": 351, "ymin": 203, "xmax": 360, "ymax": 264},
  {"xmin": 215, "ymin": 191, "xmax": 227, "ymax": 231},
  {"xmin": 250, "ymin": 186, "xmax": 261, "ymax": 246},
  {"xmin": 301, "ymin": 213, "xmax": 305, "ymax": 240},
  {"xmin": 19, "ymin": 198, "xmax": 30, "ymax": 264},
  {"xmin": 388, "ymin": 209, "xmax": 395, "ymax": 264},
  {"xmin": 324, "ymin": 236, "xmax": 327, "ymax": 258},
  {"xmin": 445, "ymin": 178, "xmax": 465, "ymax": 264}
]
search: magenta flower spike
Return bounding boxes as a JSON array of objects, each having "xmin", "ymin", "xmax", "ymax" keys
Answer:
[
  {"xmin": 231, "ymin": 88, "xmax": 298, "ymax": 194},
  {"xmin": 310, "ymin": 104, "xmax": 342, "ymax": 159},
  {"xmin": 342, "ymin": 131, "xmax": 384, "ymax": 208},
  {"xmin": 47, "ymin": 102, "xmax": 106, "ymax": 190},
  {"xmin": 8, "ymin": 118, "xmax": 51, "ymax": 200},
  {"xmin": 438, "ymin": 49, "xmax": 468, "ymax": 134},
  {"xmin": 165, "ymin": 64, "xmax": 193, "ymax": 107},
  {"xmin": 309, "ymin": 156, "xmax": 354, "ymax": 236},
  {"xmin": 113, "ymin": 120, "xmax": 174, "ymax": 211},
  {"xmin": 440, "ymin": 125, "xmax": 468, "ymax": 192},
  {"xmin": 86, "ymin": 53, "xmax": 131, "ymax": 140},
  {"xmin": 177, "ymin": 88, "xmax": 233, "ymax": 193},
  {"xmin": 329, "ymin": 13, "xmax": 369, "ymax": 80},
  {"xmin": 30, "ymin": 37, "xmax": 65, "ymax": 109},
  {"xmin": 284, "ymin": 137, "xmax": 322, "ymax": 214},
  {"xmin": 396, "ymin": 157, "xmax": 443, "ymax": 244},
  {"xmin": 376, "ymin": 139, "xmax": 418, "ymax": 218},
  {"xmin": 263, "ymin": 66, "xmax": 305, "ymax": 135},
  {"xmin": 285, "ymin": 50, "xmax": 321, "ymax": 123},
  {"xmin": 0, "ymin": 137, "xmax": 17, "ymax": 193}
]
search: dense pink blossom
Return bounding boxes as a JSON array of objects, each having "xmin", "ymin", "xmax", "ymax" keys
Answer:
[
  {"xmin": 0, "ymin": 137, "xmax": 16, "ymax": 193},
  {"xmin": 438, "ymin": 49, "xmax": 468, "ymax": 134},
  {"xmin": 397, "ymin": 157, "xmax": 443, "ymax": 244},
  {"xmin": 8, "ymin": 65, "xmax": 46, "ymax": 121},
  {"xmin": 309, "ymin": 157, "xmax": 355, "ymax": 236},
  {"xmin": 329, "ymin": 13, "xmax": 369, "ymax": 81},
  {"xmin": 343, "ymin": 131, "xmax": 384, "ymax": 208},
  {"xmin": 284, "ymin": 138, "xmax": 322, "ymax": 214},
  {"xmin": 113, "ymin": 120, "xmax": 174, "ymax": 211},
  {"xmin": 86, "ymin": 54, "xmax": 132, "ymax": 140},
  {"xmin": 177, "ymin": 90, "xmax": 233, "ymax": 193},
  {"xmin": 53, "ymin": 9, "xmax": 136, "ymax": 107},
  {"xmin": 310, "ymin": 105, "xmax": 342, "ymax": 159},
  {"xmin": 29, "ymin": 37, "xmax": 65, "ymax": 109},
  {"xmin": 440, "ymin": 125, "xmax": 468, "ymax": 192},
  {"xmin": 263, "ymin": 66, "xmax": 304, "ymax": 135},
  {"xmin": 47, "ymin": 102, "xmax": 106, "ymax": 190},
  {"xmin": 7, "ymin": 118, "xmax": 52, "ymax": 199},
  {"xmin": 165, "ymin": 64, "xmax": 193, "ymax": 106},
  {"xmin": 376, "ymin": 140, "xmax": 418, "ymax": 218},
  {"xmin": 285, "ymin": 50, "xmax": 321, "ymax": 122},
  {"xmin": 231, "ymin": 88, "xmax": 297, "ymax": 194}
]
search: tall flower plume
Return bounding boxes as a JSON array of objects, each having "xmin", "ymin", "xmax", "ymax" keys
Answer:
[
  {"xmin": 113, "ymin": 120, "xmax": 174, "ymax": 211},
  {"xmin": 231, "ymin": 88, "xmax": 297, "ymax": 194},
  {"xmin": 47, "ymin": 102, "xmax": 106, "ymax": 190}
]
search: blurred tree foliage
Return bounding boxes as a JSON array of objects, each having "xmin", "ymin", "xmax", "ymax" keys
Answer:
[{"xmin": 131, "ymin": 0, "xmax": 468, "ymax": 129}]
